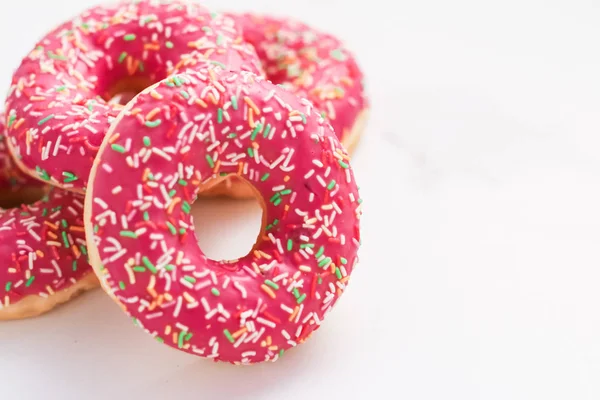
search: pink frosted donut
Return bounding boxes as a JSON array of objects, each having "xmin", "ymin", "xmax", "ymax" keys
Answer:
[
  {"xmin": 0, "ymin": 187, "xmax": 97, "ymax": 320},
  {"xmin": 0, "ymin": 112, "xmax": 45, "ymax": 207},
  {"xmin": 5, "ymin": 0, "xmax": 261, "ymax": 193},
  {"xmin": 85, "ymin": 64, "xmax": 363, "ymax": 364},
  {"xmin": 229, "ymin": 13, "xmax": 368, "ymax": 152}
]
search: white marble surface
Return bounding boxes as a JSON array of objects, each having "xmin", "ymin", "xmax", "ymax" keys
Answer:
[{"xmin": 1, "ymin": 0, "xmax": 600, "ymax": 399}]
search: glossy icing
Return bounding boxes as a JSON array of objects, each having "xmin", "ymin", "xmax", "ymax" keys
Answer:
[
  {"xmin": 86, "ymin": 65, "xmax": 362, "ymax": 364},
  {"xmin": 0, "ymin": 187, "xmax": 93, "ymax": 310},
  {"xmin": 5, "ymin": 0, "xmax": 261, "ymax": 192}
]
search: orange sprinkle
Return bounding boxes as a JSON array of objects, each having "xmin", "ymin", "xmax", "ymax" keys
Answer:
[
  {"xmin": 244, "ymin": 96, "xmax": 260, "ymax": 116},
  {"xmin": 195, "ymin": 98, "xmax": 207, "ymax": 108},
  {"xmin": 164, "ymin": 293, "xmax": 173, "ymax": 302},
  {"xmin": 130, "ymin": 108, "xmax": 142, "ymax": 116},
  {"xmin": 13, "ymin": 118, "xmax": 25, "ymax": 130},
  {"xmin": 108, "ymin": 133, "xmax": 121, "ymax": 144},
  {"xmin": 44, "ymin": 221, "xmax": 58, "ymax": 230},
  {"xmin": 283, "ymin": 175, "xmax": 290, "ymax": 182},
  {"xmin": 208, "ymin": 68, "xmax": 217, "ymax": 82},
  {"xmin": 261, "ymin": 284, "xmax": 276, "ymax": 299},
  {"xmin": 69, "ymin": 226, "xmax": 85, "ymax": 232},
  {"xmin": 29, "ymin": 96, "xmax": 46, "ymax": 102},
  {"xmin": 145, "ymin": 107, "xmax": 161, "ymax": 121},
  {"xmin": 266, "ymin": 336, "xmax": 272, "ymax": 346},
  {"xmin": 46, "ymin": 285, "xmax": 55, "ymax": 295},
  {"xmin": 237, "ymin": 162, "xmax": 244, "ymax": 175},
  {"xmin": 183, "ymin": 292, "xmax": 195, "ymax": 303},
  {"xmin": 35, "ymin": 250, "xmax": 44, "ymax": 258},
  {"xmin": 72, "ymin": 245, "xmax": 81, "ymax": 258},
  {"xmin": 172, "ymin": 332, "xmax": 178, "ymax": 344},
  {"xmin": 144, "ymin": 43, "xmax": 160, "ymax": 51},
  {"xmin": 47, "ymin": 231, "xmax": 58, "ymax": 240},
  {"xmin": 165, "ymin": 325, "xmax": 172, "ymax": 335},
  {"xmin": 207, "ymin": 92, "xmax": 217, "ymax": 105},
  {"xmin": 340, "ymin": 276, "xmax": 351, "ymax": 284},
  {"xmin": 232, "ymin": 327, "xmax": 247, "ymax": 339},
  {"xmin": 289, "ymin": 306, "xmax": 299, "ymax": 321},
  {"xmin": 213, "ymin": 160, "xmax": 221, "ymax": 174},
  {"xmin": 330, "ymin": 263, "xmax": 336, "ymax": 274},
  {"xmin": 150, "ymin": 90, "xmax": 163, "ymax": 100},
  {"xmin": 248, "ymin": 108, "xmax": 255, "ymax": 128},
  {"xmin": 166, "ymin": 197, "xmax": 181, "ymax": 214},
  {"xmin": 268, "ymin": 345, "xmax": 278, "ymax": 351}
]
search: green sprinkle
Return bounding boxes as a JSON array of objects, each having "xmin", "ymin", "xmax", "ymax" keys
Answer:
[
  {"xmin": 123, "ymin": 33, "xmax": 136, "ymax": 41},
  {"xmin": 143, "ymin": 136, "xmax": 151, "ymax": 146},
  {"xmin": 297, "ymin": 293, "xmax": 307, "ymax": 304},
  {"xmin": 327, "ymin": 180, "xmax": 336, "ymax": 190},
  {"xmin": 7, "ymin": 114, "xmax": 16, "ymax": 128},
  {"xmin": 223, "ymin": 329, "xmax": 235, "ymax": 343},
  {"xmin": 335, "ymin": 267, "xmax": 343, "ymax": 279},
  {"xmin": 179, "ymin": 228, "xmax": 185, "ymax": 235},
  {"xmin": 47, "ymin": 51, "xmax": 67, "ymax": 61},
  {"xmin": 227, "ymin": 133, "xmax": 237, "ymax": 139},
  {"xmin": 145, "ymin": 119, "xmax": 162, "ymax": 128},
  {"xmin": 182, "ymin": 201, "xmax": 191, "ymax": 214},
  {"xmin": 143, "ymin": 211, "xmax": 150, "ymax": 221},
  {"xmin": 211, "ymin": 288, "xmax": 220, "ymax": 296},
  {"xmin": 178, "ymin": 179, "xmax": 187, "ymax": 186},
  {"xmin": 217, "ymin": 108, "xmax": 223, "ymax": 123},
  {"xmin": 330, "ymin": 48, "xmax": 347, "ymax": 61},
  {"xmin": 270, "ymin": 193, "xmax": 281, "ymax": 203},
  {"xmin": 216, "ymin": 34, "xmax": 224, "ymax": 46},
  {"xmin": 5, "ymin": 282, "xmax": 11, "ymax": 291},
  {"xmin": 179, "ymin": 90, "xmax": 190, "ymax": 99},
  {"xmin": 318, "ymin": 276, "xmax": 323, "ymax": 284},
  {"xmin": 263, "ymin": 123, "xmax": 272, "ymax": 138},
  {"xmin": 231, "ymin": 95, "xmax": 238, "ymax": 110},
  {"xmin": 62, "ymin": 171, "xmax": 78, "ymax": 183},
  {"xmin": 183, "ymin": 276, "xmax": 196, "ymax": 284},
  {"xmin": 168, "ymin": 189, "xmax": 176, "ymax": 198},
  {"xmin": 61, "ymin": 219, "xmax": 68, "ymax": 228},
  {"xmin": 338, "ymin": 160, "xmax": 349, "ymax": 169},
  {"xmin": 205, "ymin": 154, "xmax": 214, "ymax": 168},
  {"xmin": 111, "ymin": 144, "xmax": 126, "ymax": 153},
  {"xmin": 166, "ymin": 41, "xmax": 174, "ymax": 49},
  {"xmin": 210, "ymin": 60, "xmax": 226, "ymax": 69},
  {"xmin": 138, "ymin": 62, "xmax": 144, "ymax": 72},
  {"xmin": 118, "ymin": 52, "xmax": 127, "ymax": 63},
  {"xmin": 318, "ymin": 257, "xmax": 332, "ymax": 268},
  {"xmin": 61, "ymin": 231, "xmax": 70, "ymax": 248},
  {"xmin": 119, "ymin": 281, "xmax": 126, "ymax": 290},
  {"xmin": 315, "ymin": 246, "xmax": 325, "ymax": 258},
  {"xmin": 38, "ymin": 114, "xmax": 55, "ymax": 126},
  {"xmin": 178, "ymin": 331, "xmax": 186, "ymax": 348},
  {"xmin": 287, "ymin": 239, "xmax": 293, "ymax": 251},
  {"xmin": 166, "ymin": 221, "xmax": 177, "ymax": 235},
  {"xmin": 300, "ymin": 243, "xmax": 315, "ymax": 249},
  {"xmin": 273, "ymin": 198, "xmax": 282, "ymax": 206},
  {"xmin": 340, "ymin": 257, "xmax": 348, "ymax": 265},
  {"xmin": 292, "ymin": 288, "xmax": 300, "ymax": 299},
  {"xmin": 165, "ymin": 264, "xmax": 175, "ymax": 271},
  {"xmin": 185, "ymin": 332, "xmax": 193, "ymax": 341},
  {"xmin": 55, "ymin": 85, "xmax": 67, "ymax": 92},
  {"xmin": 80, "ymin": 245, "xmax": 87, "ymax": 256},
  {"xmin": 273, "ymin": 219, "xmax": 279, "ymax": 225},
  {"xmin": 247, "ymin": 148, "xmax": 254, "ymax": 157},
  {"xmin": 155, "ymin": 336, "xmax": 164, "ymax": 343},
  {"xmin": 172, "ymin": 76, "xmax": 183, "ymax": 86},
  {"xmin": 279, "ymin": 349, "xmax": 284, "ymax": 358},
  {"xmin": 251, "ymin": 123, "xmax": 262, "ymax": 140},
  {"xmin": 265, "ymin": 280, "xmax": 279, "ymax": 290},
  {"xmin": 72, "ymin": 261, "xmax": 77, "ymax": 271},
  {"xmin": 142, "ymin": 256, "xmax": 157, "ymax": 274},
  {"xmin": 261, "ymin": 173, "xmax": 270, "ymax": 181},
  {"xmin": 25, "ymin": 276, "xmax": 35, "ymax": 287},
  {"xmin": 133, "ymin": 266, "xmax": 146, "ymax": 272},
  {"xmin": 280, "ymin": 189, "xmax": 292, "ymax": 195},
  {"xmin": 120, "ymin": 230, "xmax": 137, "ymax": 238},
  {"xmin": 358, "ymin": 198, "xmax": 363, "ymax": 204}
]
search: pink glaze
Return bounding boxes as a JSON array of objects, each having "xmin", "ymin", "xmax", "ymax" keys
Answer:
[
  {"xmin": 5, "ymin": 0, "xmax": 262, "ymax": 193},
  {"xmin": 228, "ymin": 13, "xmax": 368, "ymax": 144},
  {"xmin": 87, "ymin": 65, "xmax": 362, "ymax": 364},
  {"xmin": 0, "ymin": 112, "xmax": 42, "ymax": 192},
  {"xmin": 0, "ymin": 188, "xmax": 93, "ymax": 309}
]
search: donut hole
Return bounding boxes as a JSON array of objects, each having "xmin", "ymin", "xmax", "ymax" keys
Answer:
[
  {"xmin": 104, "ymin": 77, "xmax": 155, "ymax": 105},
  {"xmin": 0, "ymin": 186, "xmax": 46, "ymax": 209},
  {"xmin": 191, "ymin": 179, "xmax": 265, "ymax": 262}
]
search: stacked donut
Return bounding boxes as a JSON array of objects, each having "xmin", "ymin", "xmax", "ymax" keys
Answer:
[{"xmin": 1, "ymin": 0, "xmax": 367, "ymax": 364}]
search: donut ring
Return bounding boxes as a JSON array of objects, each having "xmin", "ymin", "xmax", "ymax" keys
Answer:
[
  {"xmin": 201, "ymin": 13, "xmax": 369, "ymax": 198},
  {"xmin": 0, "ymin": 112, "xmax": 45, "ymax": 208},
  {"xmin": 5, "ymin": 0, "xmax": 261, "ymax": 193},
  {"xmin": 84, "ymin": 64, "xmax": 362, "ymax": 364},
  {"xmin": 0, "ymin": 187, "xmax": 97, "ymax": 320}
]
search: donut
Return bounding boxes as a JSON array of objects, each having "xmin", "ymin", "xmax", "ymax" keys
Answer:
[
  {"xmin": 200, "ymin": 13, "xmax": 369, "ymax": 198},
  {"xmin": 84, "ymin": 64, "xmax": 363, "ymax": 364},
  {"xmin": 0, "ymin": 112, "xmax": 45, "ymax": 208},
  {"xmin": 0, "ymin": 187, "xmax": 98, "ymax": 320},
  {"xmin": 5, "ymin": 0, "xmax": 262, "ymax": 193}
]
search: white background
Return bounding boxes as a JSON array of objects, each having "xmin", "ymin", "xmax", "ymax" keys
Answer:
[{"xmin": 1, "ymin": 0, "xmax": 600, "ymax": 399}]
